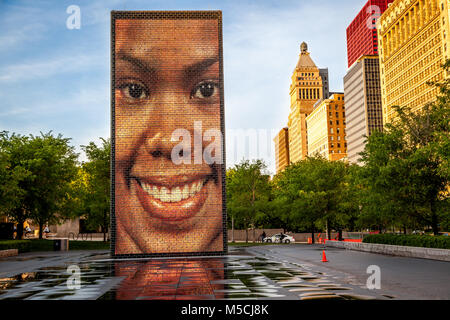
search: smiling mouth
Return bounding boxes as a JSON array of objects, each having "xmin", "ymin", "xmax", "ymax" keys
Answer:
[
  {"xmin": 133, "ymin": 175, "xmax": 210, "ymax": 221},
  {"xmin": 138, "ymin": 178, "xmax": 206, "ymax": 203}
]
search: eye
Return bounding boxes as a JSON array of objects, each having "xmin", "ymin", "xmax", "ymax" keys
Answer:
[
  {"xmin": 117, "ymin": 82, "xmax": 149, "ymax": 100},
  {"xmin": 191, "ymin": 81, "xmax": 219, "ymax": 99}
]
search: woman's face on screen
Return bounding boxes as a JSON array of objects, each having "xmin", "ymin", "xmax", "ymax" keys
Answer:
[{"xmin": 114, "ymin": 18, "xmax": 223, "ymax": 254}]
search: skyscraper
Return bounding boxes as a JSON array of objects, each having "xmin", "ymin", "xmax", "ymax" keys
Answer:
[
  {"xmin": 378, "ymin": 0, "xmax": 450, "ymax": 124},
  {"xmin": 274, "ymin": 127, "xmax": 290, "ymax": 173},
  {"xmin": 287, "ymin": 42, "xmax": 327, "ymax": 163},
  {"xmin": 346, "ymin": 0, "xmax": 394, "ymax": 68},
  {"xmin": 306, "ymin": 93, "xmax": 347, "ymax": 161},
  {"xmin": 344, "ymin": 55, "xmax": 383, "ymax": 164}
]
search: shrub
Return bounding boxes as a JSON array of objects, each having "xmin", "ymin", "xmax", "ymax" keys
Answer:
[
  {"xmin": 0, "ymin": 240, "xmax": 110, "ymax": 253},
  {"xmin": 363, "ymin": 234, "xmax": 450, "ymax": 249},
  {"xmin": 69, "ymin": 241, "xmax": 110, "ymax": 250},
  {"xmin": 0, "ymin": 240, "xmax": 32, "ymax": 253}
]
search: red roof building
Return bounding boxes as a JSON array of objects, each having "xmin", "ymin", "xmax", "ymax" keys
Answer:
[{"xmin": 346, "ymin": 0, "xmax": 394, "ymax": 68}]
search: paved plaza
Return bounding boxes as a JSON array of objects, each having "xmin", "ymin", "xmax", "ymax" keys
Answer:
[{"xmin": 0, "ymin": 244, "xmax": 448, "ymax": 300}]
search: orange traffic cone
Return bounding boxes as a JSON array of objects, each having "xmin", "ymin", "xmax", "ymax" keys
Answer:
[{"xmin": 322, "ymin": 250, "xmax": 328, "ymax": 262}]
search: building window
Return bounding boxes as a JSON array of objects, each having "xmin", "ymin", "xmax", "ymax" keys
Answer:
[
  {"xmin": 336, "ymin": 120, "xmax": 339, "ymax": 125},
  {"xmin": 330, "ymin": 128, "xmax": 334, "ymax": 134},
  {"xmin": 337, "ymin": 128, "xmax": 340, "ymax": 134},
  {"xmin": 331, "ymin": 136, "xmax": 334, "ymax": 141},
  {"xmin": 336, "ymin": 112, "xmax": 339, "ymax": 118},
  {"xmin": 337, "ymin": 143, "xmax": 341, "ymax": 148}
]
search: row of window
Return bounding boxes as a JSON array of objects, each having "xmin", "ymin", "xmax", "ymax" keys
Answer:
[
  {"xmin": 330, "ymin": 128, "xmax": 345, "ymax": 134},
  {"xmin": 330, "ymin": 143, "xmax": 347, "ymax": 149},
  {"xmin": 330, "ymin": 120, "xmax": 346, "ymax": 126},
  {"xmin": 328, "ymin": 104, "xmax": 345, "ymax": 111},
  {"xmin": 386, "ymin": 60, "xmax": 442, "ymax": 105},
  {"xmin": 385, "ymin": 45, "xmax": 442, "ymax": 92},
  {"xmin": 330, "ymin": 135, "xmax": 345, "ymax": 141},
  {"xmin": 383, "ymin": 19, "xmax": 441, "ymax": 70},
  {"xmin": 387, "ymin": 84, "xmax": 440, "ymax": 120},
  {"xmin": 299, "ymin": 82, "xmax": 321, "ymax": 86},
  {"xmin": 329, "ymin": 111, "xmax": 346, "ymax": 118},
  {"xmin": 299, "ymin": 73, "xmax": 326, "ymax": 78},
  {"xmin": 300, "ymin": 88, "xmax": 321, "ymax": 100},
  {"xmin": 381, "ymin": 1, "xmax": 440, "ymax": 60}
]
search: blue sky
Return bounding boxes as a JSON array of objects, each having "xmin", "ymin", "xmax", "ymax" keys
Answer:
[{"xmin": 0, "ymin": 0, "xmax": 367, "ymax": 174}]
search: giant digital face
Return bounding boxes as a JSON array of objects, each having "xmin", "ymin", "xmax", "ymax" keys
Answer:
[{"xmin": 112, "ymin": 12, "xmax": 225, "ymax": 256}]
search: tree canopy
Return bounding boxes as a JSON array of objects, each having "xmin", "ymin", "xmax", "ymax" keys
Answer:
[{"xmin": 0, "ymin": 131, "xmax": 78, "ymax": 239}]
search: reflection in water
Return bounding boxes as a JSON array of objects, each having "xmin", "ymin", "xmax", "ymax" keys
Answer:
[
  {"xmin": 113, "ymin": 259, "xmax": 225, "ymax": 300},
  {"xmin": 0, "ymin": 248, "xmax": 381, "ymax": 300}
]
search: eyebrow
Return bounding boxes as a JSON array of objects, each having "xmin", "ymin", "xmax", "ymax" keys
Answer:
[
  {"xmin": 183, "ymin": 57, "xmax": 219, "ymax": 82},
  {"xmin": 117, "ymin": 52, "xmax": 218, "ymax": 81},
  {"xmin": 116, "ymin": 53, "xmax": 158, "ymax": 76}
]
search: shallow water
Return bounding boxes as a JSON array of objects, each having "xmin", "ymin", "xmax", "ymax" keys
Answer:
[{"xmin": 0, "ymin": 247, "xmax": 378, "ymax": 300}]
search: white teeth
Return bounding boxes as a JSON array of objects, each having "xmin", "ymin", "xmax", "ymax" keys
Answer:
[
  {"xmin": 140, "ymin": 179, "xmax": 205, "ymax": 203},
  {"xmin": 190, "ymin": 182, "xmax": 197, "ymax": 197},
  {"xmin": 160, "ymin": 187, "xmax": 169, "ymax": 202},
  {"xmin": 172, "ymin": 187, "xmax": 182, "ymax": 202},
  {"xmin": 182, "ymin": 185, "xmax": 190, "ymax": 200},
  {"xmin": 196, "ymin": 181, "xmax": 203, "ymax": 192}
]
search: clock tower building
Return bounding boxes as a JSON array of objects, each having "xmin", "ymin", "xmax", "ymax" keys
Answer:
[{"xmin": 287, "ymin": 42, "xmax": 329, "ymax": 163}]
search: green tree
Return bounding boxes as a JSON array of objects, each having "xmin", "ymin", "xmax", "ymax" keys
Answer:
[
  {"xmin": 80, "ymin": 138, "xmax": 111, "ymax": 242},
  {"xmin": 274, "ymin": 156, "xmax": 352, "ymax": 242},
  {"xmin": 0, "ymin": 131, "xmax": 78, "ymax": 239},
  {"xmin": 358, "ymin": 61, "xmax": 450, "ymax": 234},
  {"xmin": 226, "ymin": 159, "xmax": 271, "ymax": 243},
  {"xmin": 0, "ymin": 132, "xmax": 32, "ymax": 239}
]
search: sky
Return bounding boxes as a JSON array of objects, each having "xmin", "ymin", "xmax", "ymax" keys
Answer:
[{"xmin": 0, "ymin": 0, "xmax": 368, "ymax": 175}]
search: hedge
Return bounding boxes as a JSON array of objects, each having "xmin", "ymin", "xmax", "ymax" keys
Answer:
[
  {"xmin": 363, "ymin": 234, "xmax": 450, "ymax": 249},
  {"xmin": 0, "ymin": 240, "xmax": 110, "ymax": 253}
]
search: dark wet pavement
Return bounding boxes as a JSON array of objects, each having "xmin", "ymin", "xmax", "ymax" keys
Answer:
[{"xmin": 0, "ymin": 246, "xmax": 389, "ymax": 300}]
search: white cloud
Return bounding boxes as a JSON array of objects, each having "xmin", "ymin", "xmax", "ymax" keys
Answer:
[
  {"xmin": 0, "ymin": 83, "xmax": 109, "ymax": 116},
  {"xmin": 0, "ymin": 0, "xmax": 363, "ymax": 175},
  {"xmin": 0, "ymin": 23, "xmax": 46, "ymax": 51},
  {"xmin": 0, "ymin": 54, "xmax": 104, "ymax": 83}
]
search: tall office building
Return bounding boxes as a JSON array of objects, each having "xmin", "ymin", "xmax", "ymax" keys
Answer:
[
  {"xmin": 287, "ymin": 42, "xmax": 327, "ymax": 163},
  {"xmin": 306, "ymin": 93, "xmax": 347, "ymax": 161},
  {"xmin": 344, "ymin": 55, "xmax": 384, "ymax": 164},
  {"xmin": 378, "ymin": 0, "xmax": 450, "ymax": 124},
  {"xmin": 347, "ymin": 0, "xmax": 394, "ymax": 68},
  {"xmin": 274, "ymin": 127, "xmax": 290, "ymax": 173},
  {"xmin": 319, "ymin": 68, "xmax": 330, "ymax": 99}
]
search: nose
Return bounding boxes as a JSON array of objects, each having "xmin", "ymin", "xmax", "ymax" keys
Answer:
[
  {"xmin": 141, "ymin": 88, "xmax": 195, "ymax": 162},
  {"xmin": 143, "ymin": 131, "xmax": 177, "ymax": 161}
]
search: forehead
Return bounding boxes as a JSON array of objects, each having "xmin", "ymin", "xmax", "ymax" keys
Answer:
[{"xmin": 115, "ymin": 19, "xmax": 219, "ymax": 60}]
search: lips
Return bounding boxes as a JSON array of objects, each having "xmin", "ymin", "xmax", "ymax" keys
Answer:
[{"xmin": 133, "ymin": 175, "xmax": 209, "ymax": 221}]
